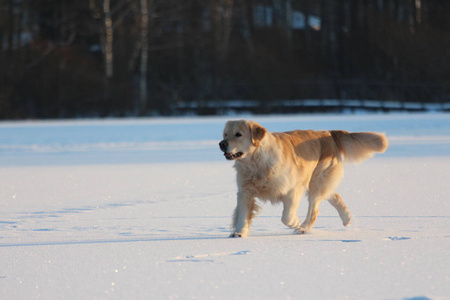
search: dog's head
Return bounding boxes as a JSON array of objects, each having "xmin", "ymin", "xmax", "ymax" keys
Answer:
[{"xmin": 219, "ymin": 120, "xmax": 267, "ymax": 161}]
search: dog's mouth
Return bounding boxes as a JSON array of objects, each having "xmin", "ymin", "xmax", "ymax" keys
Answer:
[{"xmin": 224, "ymin": 152, "xmax": 244, "ymax": 160}]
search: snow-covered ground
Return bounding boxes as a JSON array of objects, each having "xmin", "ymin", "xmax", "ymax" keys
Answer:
[{"xmin": 0, "ymin": 113, "xmax": 449, "ymax": 300}]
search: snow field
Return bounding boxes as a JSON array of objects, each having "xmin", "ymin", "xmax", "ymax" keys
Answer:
[{"xmin": 0, "ymin": 113, "xmax": 449, "ymax": 300}]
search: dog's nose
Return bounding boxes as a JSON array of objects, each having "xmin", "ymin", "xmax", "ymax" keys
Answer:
[{"xmin": 219, "ymin": 140, "xmax": 228, "ymax": 152}]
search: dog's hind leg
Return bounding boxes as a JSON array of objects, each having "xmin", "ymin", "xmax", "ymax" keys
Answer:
[
  {"xmin": 297, "ymin": 194, "xmax": 321, "ymax": 234},
  {"xmin": 328, "ymin": 193, "xmax": 352, "ymax": 227},
  {"xmin": 298, "ymin": 159, "xmax": 344, "ymax": 234}
]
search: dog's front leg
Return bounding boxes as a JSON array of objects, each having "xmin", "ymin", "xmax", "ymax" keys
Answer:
[
  {"xmin": 230, "ymin": 191, "xmax": 256, "ymax": 238},
  {"xmin": 281, "ymin": 189, "xmax": 303, "ymax": 230}
]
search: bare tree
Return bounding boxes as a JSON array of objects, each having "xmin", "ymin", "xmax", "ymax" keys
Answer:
[
  {"xmin": 139, "ymin": 0, "xmax": 150, "ymax": 114},
  {"xmin": 103, "ymin": 0, "xmax": 114, "ymax": 79},
  {"xmin": 238, "ymin": 0, "xmax": 255, "ymax": 56},
  {"xmin": 0, "ymin": 0, "xmax": 3, "ymax": 54},
  {"xmin": 283, "ymin": 0, "xmax": 293, "ymax": 60},
  {"xmin": 212, "ymin": 0, "xmax": 234, "ymax": 63}
]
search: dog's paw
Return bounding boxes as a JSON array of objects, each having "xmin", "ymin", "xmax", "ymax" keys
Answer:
[
  {"xmin": 229, "ymin": 232, "xmax": 248, "ymax": 238},
  {"xmin": 295, "ymin": 226, "xmax": 309, "ymax": 234},
  {"xmin": 342, "ymin": 216, "xmax": 352, "ymax": 227},
  {"xmin": 340, "ymin": 210, "xmax": 352, "ymax": 227}
]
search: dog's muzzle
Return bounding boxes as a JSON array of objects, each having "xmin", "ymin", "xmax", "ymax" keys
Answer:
[{"xmin": 219, "ymin": 140, "xmax": 243, "ymax": 160}]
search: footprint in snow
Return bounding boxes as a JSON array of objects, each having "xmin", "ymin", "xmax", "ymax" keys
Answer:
[
  {"xmin": 167, "ymin": 250, "xmax": 250, "ymax": 263},
  {"xmin": 384, "ymin": 236, "xmax": 411, "ymax": 241}
]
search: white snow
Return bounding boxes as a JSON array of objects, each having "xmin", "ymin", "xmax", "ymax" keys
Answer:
[{"xmin": 0, "ymin": 113, "xmax": 449, "ymax": 300}]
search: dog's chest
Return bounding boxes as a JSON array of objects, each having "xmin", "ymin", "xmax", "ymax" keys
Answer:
[{"xmin": 238, "ymin": 164, "xmax": 292, "ymax": 199}]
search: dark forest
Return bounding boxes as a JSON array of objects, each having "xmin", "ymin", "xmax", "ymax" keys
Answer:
[{"xmin": 1, "ymin": 0, "xmax": 449, "ymax": 119}]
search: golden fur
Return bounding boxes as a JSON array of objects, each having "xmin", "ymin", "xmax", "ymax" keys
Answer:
[{"xmin": 219, "ymin": 120, "xmax": 388, "ymax": 237}]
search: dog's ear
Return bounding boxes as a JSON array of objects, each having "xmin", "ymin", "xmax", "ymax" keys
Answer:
[{"xmin": 248, "ymin": 121, "xmax": 267, "ymax": 147}]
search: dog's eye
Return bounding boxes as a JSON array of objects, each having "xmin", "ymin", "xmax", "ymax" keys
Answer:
[{"xmin": 235, "ymin": 132, "xmax": 242, "ymax": 137}]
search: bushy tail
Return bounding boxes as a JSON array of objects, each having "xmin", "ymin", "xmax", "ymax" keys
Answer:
[{"xmin": 331, "ymin": 130, "xmax": 388, "ymax": 164}]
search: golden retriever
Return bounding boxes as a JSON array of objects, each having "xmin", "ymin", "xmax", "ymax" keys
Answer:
[{"xmin": 219, "ymin": 120, "xmax": 388, "ymax": 237}]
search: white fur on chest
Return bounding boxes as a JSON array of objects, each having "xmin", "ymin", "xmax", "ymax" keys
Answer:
[{"xmin": 234, "ymin": 138, "xmax": 296, "ymax": 202}]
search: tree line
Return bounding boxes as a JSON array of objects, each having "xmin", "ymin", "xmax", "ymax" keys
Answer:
[{"xmin": 1, "ymin": 0, "xmax": 449, "ymax": 119}]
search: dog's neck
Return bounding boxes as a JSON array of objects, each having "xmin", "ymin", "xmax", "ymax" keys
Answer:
[{"xmin": 235, "ymin": 133, "xmax": 277, "ymax": 170}]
